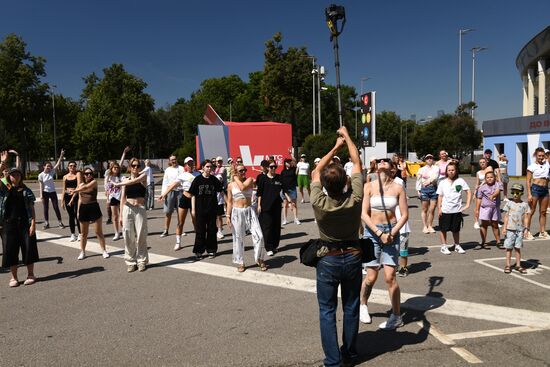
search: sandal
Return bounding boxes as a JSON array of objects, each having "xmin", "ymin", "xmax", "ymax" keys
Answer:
[
  {"xmin": 504, "ymin": 266, "xmax": 511, "ymax": 274},
  {"xmin": 256, "ymin": 261, "xmax": 268, "ymax": 271},
  {"xmin": 24, "ymin": 276, "xmax": 36, "ymax": 285},
  {"xmin": 9, "ymin": 279, "xmax": 19, "ymax": 288},
  {"xmin": 514, "ymin": 266, "xmax": 527, "ymax": 274},
  {"xmin": 237, "ymin": 264, "xmax": 246, "ymax": 273}
]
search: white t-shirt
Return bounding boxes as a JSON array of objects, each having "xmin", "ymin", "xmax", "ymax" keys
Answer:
[
  {"xmin": 38, "ymin": 172, "xmax": 56, "ymax": 193},
  {"xmin": 162, "ymin": 165, "xmax": 184, "ymax": 192},
  {"xmin": 142, "ymin": 166, "xmax": 154, "ymax": 186},
  {"xmin": 436, "ymin": 178, "xmax": 470, "ymax": 213},
  {"xmin": 296, "ymin": 161, "xmax": 310, "ymax": 176},
  {"xmin": 527, "ymin": 161, "xmax": 549, "ymax": 179},
  {"xmin": 176, "ymin": 171, "xmax": 198, "ymax": 192},
  {"xmin": 394, "ymin": 177, "xmax": 410, "ymax": 234},
  {"xmin": 344, "ymin": 161, "xmax": 353, "ymax": 176}
]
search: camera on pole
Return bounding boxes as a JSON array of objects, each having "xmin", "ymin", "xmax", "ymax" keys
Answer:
[{"xmin": 325, "ymin": 4, "xmax": 346, "ymax": 128}]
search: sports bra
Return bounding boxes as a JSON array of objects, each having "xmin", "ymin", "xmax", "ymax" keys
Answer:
[
  {"xmin": 125, "ymin": 183, "xmax": 146, "ymax": 199},
  {"xmin": 65, "ymin": 178, "xmax": 78, "ymax": 189},
  {"xmin": 477, "ymin": 171, "xmax": 485, "ymax": 182},
  {"xmin": 370, "ymin": 195, "xmax": 398, "ymax": 212},
  {"xmin": 232, "ymin": 185, "xmax": 252, "ymax": 201},
  {"xmin": 498, "ymin": 161, "xmax": 508, "ymax": 169}
]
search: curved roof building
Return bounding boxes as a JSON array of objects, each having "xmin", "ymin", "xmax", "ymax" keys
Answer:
[{"xmin": 516, "ymin": 26, "xmax": 550, "ymax": 116}]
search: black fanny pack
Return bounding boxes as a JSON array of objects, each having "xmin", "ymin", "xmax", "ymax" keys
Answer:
[{"xmin": 299, "ymin": 238, "xmax": 375, "ymax": 267}]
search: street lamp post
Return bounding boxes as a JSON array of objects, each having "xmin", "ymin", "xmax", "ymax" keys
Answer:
[
  {"xmin": 458, "ymin": 28, "xmax": 474, "ymax": 107},
  {"xmin": 50, "ymin": 85, "xmax": 58, "ymax": 177},
  {"xmin": 360, "ymin": 76, "xmax": 370, "ymax": 96},
  {"xmin": 471, "ymin": 46, "xmax": 487, "ymax": 119},
  {"xmin": 307, "ymin": 56, "xmax": 316, "ymax": 135}
]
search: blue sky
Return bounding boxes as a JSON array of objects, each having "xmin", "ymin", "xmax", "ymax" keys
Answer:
[{"xmin": 2, "ymin": 0, "xmax": 550, "ymax": 125}]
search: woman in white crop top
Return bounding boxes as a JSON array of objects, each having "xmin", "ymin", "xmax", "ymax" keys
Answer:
[
  {"xmin": 359, "ymin": 159, "xmax": 408, "ymax": 329},
  {"xmin": 227, "ymin": 164, "xmax": 267, "ymax": 272},
  {"xmin": 525, "ymin": 147, "xmax": 549, "ymax": 239}
]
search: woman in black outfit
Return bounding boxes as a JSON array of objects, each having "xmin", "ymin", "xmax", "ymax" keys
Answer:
[
  {"xmin": 280, "ymin": 158, "xmax": 300, "ymax": 225},
  {"xmin": 1, "ymin": 167, "xmax": 38, "ymax": 287},
  {"xmin": 257, "ymin": 159, "xmax": 283, "ymax": 256},
  {"xmin": 62, "ymin": 161, "xmax": 81, "ymax": 242}
]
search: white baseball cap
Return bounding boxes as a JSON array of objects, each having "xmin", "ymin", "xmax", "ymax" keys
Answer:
[
  {"xmin": 216, "ymin": 156, "xmax": 223, "ymax": 161},
  {"xmin": 314, "ymin": 157, "xmax": 321, "ymax": 163},
  {"xmin": 184, "ymin": 157, "xmax": 194, "ymax": 164}
]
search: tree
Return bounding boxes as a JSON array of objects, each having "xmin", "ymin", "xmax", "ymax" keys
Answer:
[
  {"xmin": 375, "ymin": 111, "xmax": 417, "ymax": 153},
  {"xmin": 300, "ymin": 133, "xmax": 350, "ymax": 166},
  {"xmin": 0, "ymin": 34, "xmax": 49, "ymax": 166},
  {"xmin": 411, "ymin": 113, "xmax": 482, "ymax": 159},
  {"xmin": 75, "ymin": 64, "xmax": 155, "ymax": 162}
]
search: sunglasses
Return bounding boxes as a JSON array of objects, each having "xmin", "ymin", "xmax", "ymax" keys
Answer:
[
  {"xmin": 236, "ymin": 161, "xmax": 243, "ymax": 164},
  {"xmin": 84, "ymin": 172, "xmax": 92, "ymax": 176},
  {"xmin": 68, "ymin": 164, "xmax": 76, "ymax": 167},
  {"xmin": 269, "ymin": 165, "xmax": 277, "ymax": 169},
  {"xmin": 204, "ymin": 165, "xmax": 212, "ymax": 168},
  {"xmin": 131, "ymin": 164, "xmax": 140, "ymax": 168},
  {"xmin": 238, "ymin": 168, "xmax": 247, "ymax": 173},
  {"xmin": 375, "ymin": 158, "xmax": 391, "ymax": 163}
]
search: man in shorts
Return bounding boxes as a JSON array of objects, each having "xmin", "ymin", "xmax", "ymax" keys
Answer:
[
  {"xmin": 160, "ymin": 155, "xmax": 184, "ymax": 237},
  {"xmin": 296, "ymin": 154, "xmax": 310, "ymax": 203}
]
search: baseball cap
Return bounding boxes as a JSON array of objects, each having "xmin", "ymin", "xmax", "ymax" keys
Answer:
[
  {"xmin": 216, "ymin": 156, "xmax": 223, "ymax": 161},
  {"xmin": 511, "ymin": 183, "xmax": 524, "ymax": 192},
  {"xmin": 300, "ymin": 154, "xmax": 306, "ymax": 158},
  {"xmin": 314, "ymin": 158, "xmax": 321, "ymax": 163},
  {"xmin": 424, "ymin": 154, "xmax": 434, "ymax": 160},
  {"xmin": 333, "ymin": 156, "xmax": 340, "ymax": 161},
  {"xmin": 9, "ymin": 167, "xmax": 22, "ymax": 175},
  {"xmin": 184, "ymin": 157, "xmax": 194, "ymax": 164},
  {"xmin": 227, "ymin": 158, "xmax": 233, "ymax": 163}
]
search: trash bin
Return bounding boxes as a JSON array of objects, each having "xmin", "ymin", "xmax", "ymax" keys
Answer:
[{"xmin": 406, "ymin": 161, "xmax": 426, "ymax": 177}]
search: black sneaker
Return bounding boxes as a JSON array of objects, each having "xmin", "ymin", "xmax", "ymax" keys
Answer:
[
  {"xmin": 195, "ymin": 253, "xmax": 203, "ymax": 260},
  {"xmin": 106, "ymin": 219, "xmax": 112, "ymax": 225},
  {"xmin": 207, "ymin": 252, "xmax": 216, "ymax": 259},
  {"xmin": 398, "ymin": 267, "xmax": 409, "ymax": 277}
]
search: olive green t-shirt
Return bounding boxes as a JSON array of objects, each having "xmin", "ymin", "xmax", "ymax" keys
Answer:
[{"xmin": 311, "ymin": 172, "xmax": 364, "ymax": 242}]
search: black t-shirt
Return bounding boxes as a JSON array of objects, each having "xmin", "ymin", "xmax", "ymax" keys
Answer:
[
  {"xmin": 280, "ymin": 168, "xmax": 297, "ymax": 193},
  {"xmin": 256, "ymin": 174, "xmax": 283, "ymax": 211},
  {"xmin": 6, "ymin": 187, "xmax": 27, "ymax": 220},
  {"xmin": 188, "ymin": 174, "xmax": 223, "ymax": 213},
  {"xmin": 487, "ymin": 158, "xmax": 499, "ymax": 171}
]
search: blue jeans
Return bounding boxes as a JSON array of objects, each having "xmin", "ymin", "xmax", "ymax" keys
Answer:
[{"xmin": 316, "ymin": 252, "xmax": 362, "ymax": 367}]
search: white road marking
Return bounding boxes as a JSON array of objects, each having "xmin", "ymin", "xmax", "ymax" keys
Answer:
[
  {"xmin": 450, "ymin": 347, "xmax": 483, "ymax": 364},
  {"xmin": 416, "ymin": 321, "xmax": 455, "ymax": 345},
  {"xmin": 447, "ymin": 326, "xmax": 546, "ymax": 340},
  {"xmin": 37, "ymin": 231, "xmax": 550, "ymax": 329},
  {"xmin": 474, "ymin": 257, "xmax": 550, "ymax": 290}
]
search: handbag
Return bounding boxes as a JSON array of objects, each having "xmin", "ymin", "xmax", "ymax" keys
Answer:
[{"xmin": 299, "ymin": 239, "xmax": 329, "ymax": 267}]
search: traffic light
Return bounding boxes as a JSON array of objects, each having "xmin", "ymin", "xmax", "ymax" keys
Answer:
[{"xmin": 360, "ymin": 91, "xmax": 376, "ymax": 147}]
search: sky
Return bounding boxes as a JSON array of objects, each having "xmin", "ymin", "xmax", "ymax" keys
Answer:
[{"xmin": 2, "ymin": 0, "xmax": 550, "ymax": 125}]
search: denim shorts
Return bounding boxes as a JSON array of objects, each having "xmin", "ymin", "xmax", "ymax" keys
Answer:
[
  {"xmin": 363, "ymin": 223, "xmax": 399, "ymax": 267},
  {"xmin": 504, "ymin": 230, "xmax": 523, "ymax": 249},
  {"xmin": 420, "ymin": 186, "xmax": 438, "ymax": 201},
  {"xmin": 284, "ymin": 189, "xmax": 297, "ymax": 201},
  {"xmin": 531, "ymin": 184, "xmax": 549, "ymax": 198}
]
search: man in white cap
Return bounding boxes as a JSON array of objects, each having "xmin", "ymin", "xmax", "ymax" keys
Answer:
[
  {"xmin": 160, "ymin": 155, "xmax": 184, "ymax": 237},
  {"xmin": 214, "ymin": 156, "xmax": 228, "ymax": 239},
  {"xmin": 296, "ymin": 154, "xmax": 311, "ymax": 203}
]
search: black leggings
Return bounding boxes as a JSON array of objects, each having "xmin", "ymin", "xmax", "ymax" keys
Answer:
[
  {"xmin": 193, "ymin": 210, "xmax": 218, "ymax": 254},
  {"xmin": 42, "ymin": 191, "xmax": 62, "ymax": 222},
  {"xmin": 64, "ymin": 194, "xmax": 80, "ymax": 234}
]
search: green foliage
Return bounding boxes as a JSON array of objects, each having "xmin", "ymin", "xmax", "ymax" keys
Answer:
[
  {"xmin": 300, "ymin": 133, "xmax": 349, "ymax": 165},
  {"xmin": 75, "ymin": 64, "xmax": 155, "ymax": 162},
  {"xmin": 411, "ymin": 113, "xmax": 482, "ymax": 159},
  {"xmin": 375, "ymin": 111, "xmax": 417, "ymax": 153}
]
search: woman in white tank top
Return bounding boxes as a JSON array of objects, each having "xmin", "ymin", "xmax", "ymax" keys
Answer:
[{"xmin": 227, "ymin": 164, "xmax": 267, "ymax": 272}]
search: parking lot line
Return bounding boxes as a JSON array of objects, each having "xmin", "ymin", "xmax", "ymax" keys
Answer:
[
  {"xmin": 474, "ymin": 257, "xmax": 550, "ymax": 290},
  {"xmin": 450, "ymin": 347, "xmax": 483, "ymax": 364},
  {"xmin": 447, "ymin": 326, "xmax": 545, "ymax": 340},
  {"xmin": 416, "ymin": 321, "xmax": 455, "ymax": 345},
  {"xmin": 37, "ymin": 230, "xmax": 550, "ymax": 329}
]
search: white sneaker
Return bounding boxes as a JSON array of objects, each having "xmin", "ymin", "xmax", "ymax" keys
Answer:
[
  {"xmin": 474, "ymin": 222, "xmax": 480, "ymax": 230},
  {"xmin": 160, "ymin": 230, "xmax": 168, "ymax": 238},
  {"xmin": 181, "ymin": 232, "xmax": 187, "ymax": 237},
  {"xmin": 294, "ymin": 219, "xmax": 301, "ymax": 225},
  {"xmin": 174, "ymin": 242, "xmax": 183, "ymax": 251},
  {"xmin": 102, "ymin": 251, "xmax": 110, "ymax": 259},
  {"xmin": 77, "ymin": 234, "xmax": 82, "ymax": 241},
  {"xmin": 440, "ymin": 245, "xmax": 451, "ymax": 255},
  {"xmin": 281, "ymin": 219, "xmax": 287, "ymax": 226},
  {"xmin": 77, "ymin": 251, "xmax": 85, "ymax": 260},
  {"xmin": 454, "ymin": 244, "xmax": 465, "ymax": 254},
  {"xmin": 70, "ymin": 234, "xmax": 77, "ymax": 242},
  {"xmin": 113, "ymin": 233, "xmax": 120, "ymax": 241},
  {"xmin": 379, "ymin": 313, "xmax": 403, "ymax": 330},
  {"xmin": 428, "ymin": 227, "xmax": 436, "ymax": 233},
  {"xmin": 301, "ymin": 199, "xmax": 305, "ymax": 204},
  {"xmin": 217, "ymin": 231, "xmax": 224, "ymax": 239},
  {"xmin": 422, "ymin": 226, "xmax": 429, "ymax": 234},
  {"xmin": 266, "ymin": 250, "xmax": 274, "ymax": 256},
  {"xmin": 359, "ymin": 304, "xmax": 371, "ymax": 324}
]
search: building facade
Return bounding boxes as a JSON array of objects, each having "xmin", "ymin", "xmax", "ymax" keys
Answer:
[{"xmin": 483, "ymin": 26, "xmax": 550, "ymax": 176}]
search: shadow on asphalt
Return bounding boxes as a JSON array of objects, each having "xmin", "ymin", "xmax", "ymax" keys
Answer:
[
  {"xmin": 408, "ymin": 247, "xmax": 428, "ymax": 257},
  {"xmin": 408, "ymin": 261, "xmax": 431, "ymax": 274},
  {"xmin": 39, "ymin": 266, "xmax": 105, "ymax": 282},
  {"xmin": 39, "ymin": 256, "xmax": 64, "ymax": 264},
  {"xmin": 355, "ymin": 276, "xmax": 446, "ymax": 363},
  {"xmin": 265, "ymin": 255, "xmax": 298, "ymax": 269}
]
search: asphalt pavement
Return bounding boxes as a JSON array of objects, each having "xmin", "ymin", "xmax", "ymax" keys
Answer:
[{"xmin": 1, "ymin": 176, "xmax": 550, "ymax": 366}]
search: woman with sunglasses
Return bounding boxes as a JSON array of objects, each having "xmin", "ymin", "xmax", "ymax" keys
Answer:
[
  {"xmin": 38, "ymin": 149, "xmax": 65, "ymax": 230},
  {"xmin": 227, "ymin": 164, "xmax": 267, "ymax": 272},
  {"xmin": 1, "ymin": 167, "xmax": 38, "ymax": 287},
  {"xmin": 525, "ymin": 147, "xmax": 549, "ymax": 240},
  {"xmin": 105, "ymin": 163, "xmax": 123, "ymax": 240},
  {"xmin": 498, "ymin": 154, "xmax": 509, "ymax": 199},
  {"xmin": 360, "ymin": 156, "xmax": 408, "ymax": 330},
  {"xmin": 114, "ymin": 158, "xmax": 149, "ymax": 272},
  {"xmin": 188, "ymin": 160, "xmax": 223, "ymax": 259},
  {"xmin": 280, "ymin": 158, "xmax": 300, "ymax": 225},
  {"xmin": 256, "ymin": 160, "xmax": 283, "ymax": 256},
  {"xmin": 62, "ymin": 161, "xmax": 81, "ymax": 242},
  {"xmin": 74, "ymin": 168, "xmax": 109, "ymax": 260}
]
